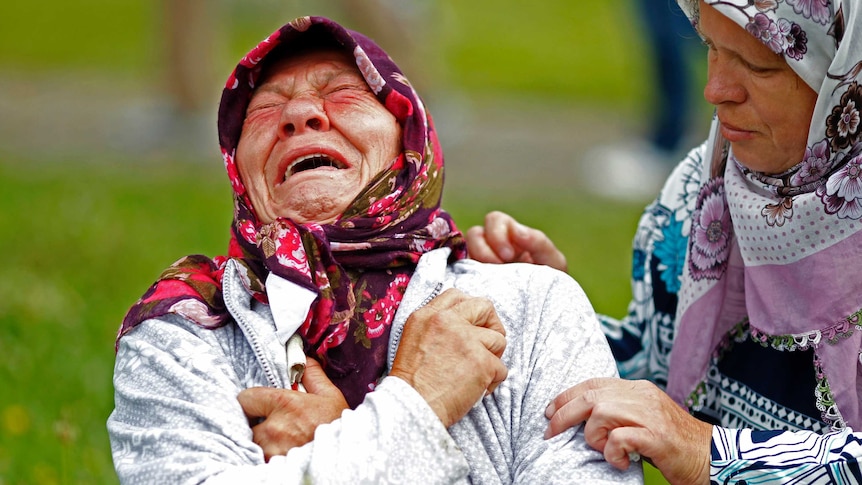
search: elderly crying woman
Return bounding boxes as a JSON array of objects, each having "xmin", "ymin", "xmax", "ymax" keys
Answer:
[{"xmin": 106, "ymin": 17, "xmax": 641, "ymax": 484}]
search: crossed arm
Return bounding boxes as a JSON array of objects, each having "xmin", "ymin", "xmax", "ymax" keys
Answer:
[{"xmin": 238, "ymin": 289, "xmax": 507, "ymax": 459}]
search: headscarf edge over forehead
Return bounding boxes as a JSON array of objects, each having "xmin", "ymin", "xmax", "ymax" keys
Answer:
[
  {"xmin": 118, "ymin": 16, "xmax": 466, "ymax": 407},
  {"xmin": 670, "ymin": 0, "xmax": 862, "ymax": 429}
]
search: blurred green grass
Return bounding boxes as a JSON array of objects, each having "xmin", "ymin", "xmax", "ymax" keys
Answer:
[
  {"xmin": 0, "ymin": 0, "xmax": 670, "ymax": 483},
  {"xmin": 0, "ymin": 158, "xmax": 232, "ymax": 483},
  {"xmin": 0, "ymin": 1, "xmax": 649, "ymax": 106}
]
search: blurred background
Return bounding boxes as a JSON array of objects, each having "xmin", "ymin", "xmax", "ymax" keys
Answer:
[{"xmin": 0, "ymin": 0, "xmax": 710, "ymax": 483}]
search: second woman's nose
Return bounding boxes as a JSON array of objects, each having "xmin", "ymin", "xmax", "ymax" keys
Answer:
[
  {"xmin": 278, "ymin": 95, "xmax": 330, "ymax": 137},
  {"xmin": 703, "ymin": 57, "xmax": 747, "ymax": 107}
]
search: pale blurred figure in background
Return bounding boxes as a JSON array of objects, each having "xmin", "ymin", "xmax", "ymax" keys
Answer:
[{"xmin": 581, "ymin": 0, "xmax": 705, "ymax": 201}]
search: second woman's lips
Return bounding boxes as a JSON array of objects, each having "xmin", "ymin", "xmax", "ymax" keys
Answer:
[{"xmin": 719, "ymin": 120, "xmax": 753, "ymax": 142}]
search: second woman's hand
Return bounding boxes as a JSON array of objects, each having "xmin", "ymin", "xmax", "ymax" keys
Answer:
[
  {"xmin": 544, "ymin": 377, "xmax": 712, "ymax": 485},
  {"xmin": 466, "ymin": 211, "xmax": 567, "ymax": 272}
]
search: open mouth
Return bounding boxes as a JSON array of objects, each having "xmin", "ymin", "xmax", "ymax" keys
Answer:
[{"xmin": 286, "ymin": 154, "xmax": 346, "ymax": 178}]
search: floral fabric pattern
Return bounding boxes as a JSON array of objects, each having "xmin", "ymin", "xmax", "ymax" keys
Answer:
[
  {"xmin": 787, "ymin": 0, "xmax": 832, "ymax": 25},
  {"xmin": 826, "ymin": 82, "xmax": 862, "ymax": 152},
  {"xmin": 688, "ymin": 177, "xmax": 732, "ymax": 280},
  {"xmin": 790, "ymin": 138, "xmax": 831, "ymax": 185},
  {"xmin": 818, "ymin": 148, "xmax": 862, "ymax": 218},
  {"xmin": 653, "ymin": 218, "xmax": 687, "ymax": 293},
  {"xmin": 746, "ymin": 12, "xmax": 809, "ymax": 59}
]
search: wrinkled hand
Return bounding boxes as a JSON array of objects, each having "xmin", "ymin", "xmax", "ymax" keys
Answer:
[
  {"xmin": 466, "ymin": 211, "xmax": 567, "ymax": 272},
  {"xmin": 237, "ymin": 358, "xmax": 348, "ymax": 461},
  {"xmin": 545, "ymin": 378, "xmax": 712, "ymax": 485},
  {"xmin": 389, "ymin": 288, "xmax": 508, "ymax": 428}
]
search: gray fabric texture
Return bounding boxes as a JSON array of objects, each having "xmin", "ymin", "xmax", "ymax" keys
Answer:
[{"xmin": 108, "ymin": 248, "xmax": 643, "ymax": 484}]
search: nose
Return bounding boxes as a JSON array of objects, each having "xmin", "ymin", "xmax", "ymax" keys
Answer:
[
  {"xmin": 278, "ymin": 95, "xmax": 330, "ymax": 137},
  {"xmin": 703, "ymin": 56, "xmax": 746, "ymax": 107}
]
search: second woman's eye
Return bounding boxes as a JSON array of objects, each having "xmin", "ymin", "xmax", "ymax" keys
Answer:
[{"xmin": 744, "ymin": 59, "xmax": 776, "ymax": 74}]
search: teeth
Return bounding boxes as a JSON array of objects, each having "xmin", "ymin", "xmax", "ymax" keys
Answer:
[
  {"xmin": 288, "ymin": 153, "xmax": 324, "ymax": 172},
  {"xmin": 286, "ymin": 153, "xmax": 341, "ymax": 178}
]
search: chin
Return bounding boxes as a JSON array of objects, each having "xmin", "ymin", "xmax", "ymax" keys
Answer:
[
  {"xmin": 274, "ymin": 203, "xmax": 347, "ymax": 225},
  {"xmin": 732, "ymin": 150, "xmax": 769, "ymax": 174}
]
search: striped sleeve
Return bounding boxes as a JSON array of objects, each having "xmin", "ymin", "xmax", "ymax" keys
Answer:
[{"xmin": 711, "ymin": 426, "xmax": 862, "ymax": 484}]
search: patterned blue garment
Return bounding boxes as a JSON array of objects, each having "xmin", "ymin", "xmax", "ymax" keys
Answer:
[{"xmin": 599, "ymin": 143, "xmax": 862, "ymax": 483}]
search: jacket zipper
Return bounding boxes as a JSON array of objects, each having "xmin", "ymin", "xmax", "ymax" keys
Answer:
[
  {"xmin": 223, "ymin": 263, "xmax": 280, "ymax": 388},
  {"xmin": 244, "ymin": 321, "xmax": 279, "ymax": 388},
  {"xmin": 388, "ymin": 281, "xmax": 443, "ymax": 369}
]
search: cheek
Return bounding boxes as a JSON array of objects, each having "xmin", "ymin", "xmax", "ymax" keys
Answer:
[
  {"xmin": 774, "ymin": 87, "xmax": 816, "ymax": 150},
  {"xmin": 234, "ymin": 139, "xmax": 257, "ymax": 184},
  {"xmin": 366, "ymin": 128, "xmax": 401, "ymax": 178},
  {"xmin": 236, "ymin": 120, "xmax": 277, "ymax": 179},
  {"xmin": 234, "ymin": 140, "xmax": 270, "ymax": 207},
  {"xmin": 333, "ymin": 108, "xmax": 402, "ymax": 167}
]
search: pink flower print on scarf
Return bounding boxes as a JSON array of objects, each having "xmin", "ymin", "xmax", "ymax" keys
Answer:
[
  {"xmin": 689, "ymin": 177, "xmax": 733, "ymax": 280},
  {"xmin": 819, "ymin": 149, "xmax": 862, "ymax": 219},
  {"xmin": 786, "ymin": 0, "xmax": 832, "ymax": 25},
  {"xmin": 363, "ymin": 274, "xmax": 410, "ymax": 339}
]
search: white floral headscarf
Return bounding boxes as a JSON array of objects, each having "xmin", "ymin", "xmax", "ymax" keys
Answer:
[{"xmin": 670, "ymin": 0, "xmax": 862, "ymax": 430}]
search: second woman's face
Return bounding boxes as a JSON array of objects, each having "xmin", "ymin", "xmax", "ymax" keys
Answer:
[
  {"xmin": 236, "ymin": 49, "xmax": 401, "ymax": 224},
  {"xmin": 699, "ymin": 0, "xmax": 818, "ymax": 174}
]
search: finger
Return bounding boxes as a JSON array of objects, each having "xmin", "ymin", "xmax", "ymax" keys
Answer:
[
  {"xmin": 237, "ymin": 387, "xmax": 279, "ymax": 419},
  {"xmin": 482, "ymin": 211, "xmax": 519, "ymax": 261},
  {"xmin": 545, "ymin": 379, "xmax": 590, "ymax": 419},
  {"xmin": 474, "ymin": 324, "xmax": 507, "ymax": 358},
  {"xmin": 509, "ymin": 225, "xmax": 567, "ymax": 272},
  {"xmin": 546, "ymin": 377, "xmax": 624, "ymax": 418},
  {"xmin": 454, "ymin": 296, "xmax": 506, "ymax": 337},
  {"xmin": 545, "ymin": 396, "xmax": 593, "ymax": 439},
  {"xmin": 485, "ymin": 355, "xmax": 509, "ymax": 395},
  {"xmin": 421, "ymin": 287, "xmax": 470, "ymax": 310},
  {"xmin": 421, "ymin": 289, "xmax": 507, "ymax": 338},
  {"xmin": 580, "ymin": 411, "xmax": 612, "ymax": 451},
  {"xmin": 544, "ymin": 378, "xmax": 619, "ymax": 438},
  {"xmin": 250, "ymin": 421, "xmax": 284, "ymax": 462},
  {"xmin": 603, "ymin": 426, "xmax": 644, "ymax": 471},
  {"xmin": 301, "ymin": 358, "xmax": 342, "ymax": 398},
  {"xmin": 465, "ymin": 226, "xmax": 505, "ymax": 264}
]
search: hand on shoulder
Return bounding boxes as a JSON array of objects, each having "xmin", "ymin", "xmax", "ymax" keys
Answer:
[
  {"xmin": 545, "ymin": 377, "xmax": 712, "ymax": 484},
  {"xmin": 466, "ymin": 211, "xmax": 567, "ymax": 272}
]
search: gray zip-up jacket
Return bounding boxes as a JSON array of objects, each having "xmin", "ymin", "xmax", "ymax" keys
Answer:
[{"xmin": 108, "ymin": 248, "xmax": 642, "ymax": 484}]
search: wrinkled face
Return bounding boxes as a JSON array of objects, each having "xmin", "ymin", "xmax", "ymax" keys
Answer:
[
  {"xmin": 699, "ymin": 0, "xmax": 818, "ymax": 174},
  {"xmin": 236, "ymin": 49, "xmax": 401, "ymax": 224}
]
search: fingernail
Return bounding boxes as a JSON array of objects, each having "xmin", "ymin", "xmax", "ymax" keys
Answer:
[
  {"xmin": 500, "ymin": 247, "xmax": 514, "ymax": 260},
  {"xmin": 545, "ymin": 401, "xmax": 555, "ymax": 418},
  {"xmin": 543, "ymin": 427, "xmax": 551, "ymax": 440}
]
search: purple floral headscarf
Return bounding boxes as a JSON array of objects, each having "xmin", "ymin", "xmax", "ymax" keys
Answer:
[
  {"xmin": 669, "ymin": 0, "xmax": 862, "ymax": 430},
  {"xmin": 117, "ymin": 17, "xmax": 466, "ymax": 408}
]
